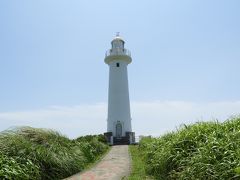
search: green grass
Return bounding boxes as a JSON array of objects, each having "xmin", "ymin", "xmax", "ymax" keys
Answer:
[
  {"xmin": 128, "ymin": 145, "xmax": 152, "ymax": 180},
  {"xmin": 0, "ymin": 127, "xmax": 109, "ymax": 180},
  {"xmin": 137, "ymin": 116, "xmax": 240, "ymax": 180}
]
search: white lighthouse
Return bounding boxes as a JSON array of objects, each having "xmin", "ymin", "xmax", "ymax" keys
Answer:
[{"xmin": 104, "ymin": 33, "xmax": 135, "ymax": 145}]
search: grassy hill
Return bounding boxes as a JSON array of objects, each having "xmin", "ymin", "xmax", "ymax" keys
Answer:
[
  {"xmin": 130, "ymin": 116, "xmax": 240, "ymax": 180},
  {"xmin": 0, "ymin": 127, "xmax": 109, "ymax": 180}
]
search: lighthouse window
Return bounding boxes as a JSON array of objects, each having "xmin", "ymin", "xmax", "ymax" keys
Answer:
[{"xmin": 116, "ymin": 63, "xmax": 120, "ymax": 67}]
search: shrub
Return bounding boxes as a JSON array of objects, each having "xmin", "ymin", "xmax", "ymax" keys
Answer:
[
  {"xmin": 0, "ymin": 153, "xmax": 40, "ymax": 180},
  {"xmin": 139, "ymin": 116, "xmax": 240, "ymax": 180},
  {"xmin": 0, "ymin": 127, "xmax": 109, "ymax": 180}
]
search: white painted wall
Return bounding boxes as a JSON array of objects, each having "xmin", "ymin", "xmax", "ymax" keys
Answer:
[{"xmin": 107, "ymin": 60, "xmax": 132, "ymax": 136}]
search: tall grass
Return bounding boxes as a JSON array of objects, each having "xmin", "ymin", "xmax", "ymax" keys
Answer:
[
  {"xmin": 128, "ymin": 145, "xmax": 152, "ymax": 180},
  {"xmin": 0, "ymin": 127, "xmax": 109, "ymax": 180},
  {"xmin": 139, "ymin": 116, "xmax": 240, "ymax": 179}
]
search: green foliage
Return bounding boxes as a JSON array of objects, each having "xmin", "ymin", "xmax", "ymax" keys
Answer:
[
  {"xmin": 74, "ymin": 134, "xmax": 107, "ymax": 144},
  {"xmin": 139, "ymin": 116, "xmax": 240, "ymax": 180},
  {"xmin": 128, "ymin": 145, "xmax": 152, "ymax": 180},
  {"xmin": 0, "ymin": 127, "xmax": 109, "ymax": 180},
  {"xmin": 0, "ymin": 153, "xmax": 40, "ymax": 180}
]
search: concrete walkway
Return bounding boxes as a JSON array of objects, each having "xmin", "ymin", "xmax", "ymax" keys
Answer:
[{"xmin": 65, "ymin": 145, "xmax": 131, "ymax": 180}]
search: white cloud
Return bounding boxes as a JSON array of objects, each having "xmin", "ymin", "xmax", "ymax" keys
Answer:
[
  {"xmin": 0, "ymin": 101, "xmax": 239, "ymax": 138},
  {"xmin": 0, "ymin": 104, "xmax": 107, "ymax": 138},
  {"xmin": 131, "ymin": 101, "xmax": 240, "ymax": 137}
]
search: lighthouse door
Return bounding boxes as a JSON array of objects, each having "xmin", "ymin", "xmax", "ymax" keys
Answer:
[{"xmin": 116, "ymin": 122, "xmax": 122, "ymax": 138}]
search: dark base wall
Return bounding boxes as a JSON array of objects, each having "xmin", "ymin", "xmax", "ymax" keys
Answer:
[
  {"xmin": 104, "ymin": 132, "xmax": 113, "ymax": 144},
  {"xmin": 104, "ymin": 131, "xmax": 135, "ymax": 145}
]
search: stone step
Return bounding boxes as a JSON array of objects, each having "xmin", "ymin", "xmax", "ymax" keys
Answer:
[{"xmin": 113, "ymin": 137, "xmax": 130, "ymax": 145}]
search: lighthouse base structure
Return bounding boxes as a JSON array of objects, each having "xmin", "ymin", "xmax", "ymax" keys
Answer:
[{"xmin": 104, "ymin": 131, "xmax": 135, "ymax": 145}]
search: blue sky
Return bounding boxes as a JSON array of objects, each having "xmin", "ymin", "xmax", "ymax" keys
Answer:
[{"xmin": 0, "ymin": 0, "xmax": 240, "ymax": 138}]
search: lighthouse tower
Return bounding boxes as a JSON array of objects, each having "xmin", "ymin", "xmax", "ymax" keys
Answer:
[{"xmin": 104, "ymin": 33, "xmax": 135, "ymax": 145}]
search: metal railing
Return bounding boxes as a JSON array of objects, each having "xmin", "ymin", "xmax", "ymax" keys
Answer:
[{"xmin": 105, "ymin": 48, "xmax": 131, "ymax": 57}]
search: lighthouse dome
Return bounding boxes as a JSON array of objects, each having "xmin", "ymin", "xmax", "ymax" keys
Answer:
[
  {"xmin": 111, "ymin": 36, "xmax": 124, "ymax": 43},
  {"xmin": 111, "ymin": 32, "xmax": 125, "ymax": 48},
  {"xmin": 111, "ymin": 34, "xmax": 125, "ymax": 49}
]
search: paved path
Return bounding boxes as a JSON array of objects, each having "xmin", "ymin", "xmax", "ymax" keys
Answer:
[{"xmin": 65, "ymin": 145, "xmax": 131, "ymax": 180}]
